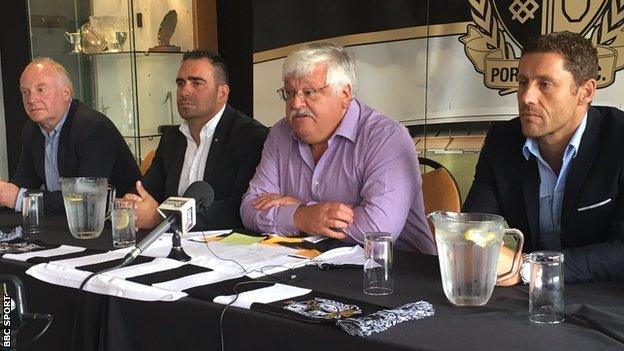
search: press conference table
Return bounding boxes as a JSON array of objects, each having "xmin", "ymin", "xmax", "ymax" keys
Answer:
[{"xmin": 1, "ymin": 210, "xmax": 624, "ymax": 351}]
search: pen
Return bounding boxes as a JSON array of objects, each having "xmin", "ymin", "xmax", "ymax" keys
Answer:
[
  {"xmin": 317, "ymin": 263, "xmax": 361, "ymax": 271},
  {"xmin": 329, "ymin": 227, "xmax": 345, "ymax": 233},
  {"xmin": 287, "ymin": 254, "xmax": 308, "ymax": 259}
]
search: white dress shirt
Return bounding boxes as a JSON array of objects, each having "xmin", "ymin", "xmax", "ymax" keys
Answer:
[{"xmin": 177, "ymin": 104, "xmax": 225, "ymax": 196}]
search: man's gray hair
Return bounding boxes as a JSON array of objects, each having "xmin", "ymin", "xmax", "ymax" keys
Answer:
[
  {"xmin": 29, "ymin": 57, "xmax": 74, "ymax": 95},
  {"xmin": 282, "ymin": 42, "xmax": 356, "ymax": 94}
]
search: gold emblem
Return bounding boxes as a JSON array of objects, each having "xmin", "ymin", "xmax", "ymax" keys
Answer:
[
  {"xmin": 509, "ymin": 0, "xmax": 539, "ymax": 24},
  {"xmin": 460, "ymin": 0, "xmax": 624, "ymax": 95}
]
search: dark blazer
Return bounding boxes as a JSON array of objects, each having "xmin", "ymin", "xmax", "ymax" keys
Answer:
[
  {"xmin": 141, "ymin": 104, "xmax": 269, "ymax": 230},
  {"xmin": 11, "ymin": 99, "xmax": 141, "ymax": 213},
  {"xmin": 463, "ymin": 106, "xmax": 624, "ymax": 283}
]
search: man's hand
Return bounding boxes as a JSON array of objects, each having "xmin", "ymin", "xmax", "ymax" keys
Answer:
[
  {"xmin": 252, "ymin": 193, "xmax": 303, "ymax": 210},
  {"xmin": 0, "ymin": 179, "xmax": 19, "ymax": 209},
  {"xmin": 496, "ymin": 245, "xmax": 522, "ymax": 286},
  {"xmin": 123, "ymin": 181, "xmax": 161, "ymax": 229},
  {"xmin": 293, "ymin": 202, "xmax": 354, "ymax": 239}
]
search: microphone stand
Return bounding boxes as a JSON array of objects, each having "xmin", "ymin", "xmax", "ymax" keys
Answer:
[{"xmin": 166, "ymin": 222, "xmax": 191, "ymax": 262}]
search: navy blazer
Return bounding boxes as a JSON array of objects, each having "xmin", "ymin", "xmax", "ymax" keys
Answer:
[
  {"xmin": 464, "ymin": 106, "xmax": 624, "ymax": 283},
  {"xmin": 12, "ymin": 99, "xmax": 141, "ymax": 213},
  {"xmin": 140, "ymin": 104, "xmax": 268, "ymax": 230}
]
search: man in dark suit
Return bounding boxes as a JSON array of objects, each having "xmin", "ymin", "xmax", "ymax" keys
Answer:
[
  {"xmin": 124, "ymin": 50, "xmax": 268, "ymax": 230},
  {"xmin": 464, "ymin": 31, "xmax": 624, "ymax": 284},
  {"xmin": 0, "ymin": 57, "xmax": 140, "ymax": 213}
]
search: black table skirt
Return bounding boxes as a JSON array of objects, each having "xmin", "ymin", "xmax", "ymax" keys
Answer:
[{"xmin": 1, "ymin": 210, "xmax": 624, "ymax": 351}]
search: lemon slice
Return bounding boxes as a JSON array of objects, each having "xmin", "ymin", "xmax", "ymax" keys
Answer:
[
  {"xmin": 66, "ymin": 193, "xmax": 83, "ymax": 202},
  {"xmin": 464, "ymin": 229, "xmax": 488, "ymax": 247},
  {"xmin": 114, "ymin": 211, "xmax": 130, "ymax": 230},
  {"xmin": 485, "ymin": 232, "xmax": 498, "ymax": 245}
]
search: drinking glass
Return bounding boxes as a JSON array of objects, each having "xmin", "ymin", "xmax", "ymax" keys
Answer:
[
  {"xmin": 529, "ymin": 251, "xmax": 565, "ymax": 324},
  {"xmin": 363, "ymin": 232, "xmax": 393, "ymax": 295},
  {"xmin": 111, "ymin": 199, "xmax": 136, "ymax": 248},
  {"xmin": 22, "ymin": 190, "xmax": 44, "ymax": 238}
]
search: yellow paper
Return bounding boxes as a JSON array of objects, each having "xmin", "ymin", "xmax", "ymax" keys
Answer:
[{"xmin": 220, "ymin": 232, "xmax": 265, "ymax": 245}]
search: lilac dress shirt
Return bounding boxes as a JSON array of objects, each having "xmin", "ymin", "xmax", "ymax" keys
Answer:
[{"xmin": 241, "ymin": 99, "xmax": 436, "ymax": 254}]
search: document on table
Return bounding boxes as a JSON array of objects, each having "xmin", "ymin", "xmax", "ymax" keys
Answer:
[
  {"xmin": 311, "ymin": 245, "xmax": 365, "ymax": 266},
  {"xmin": 202, "ymin": 240, "xmax": 307, "ymax": 275}
]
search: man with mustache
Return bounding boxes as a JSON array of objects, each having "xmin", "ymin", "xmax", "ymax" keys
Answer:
[
  {"xmin": 464, "ymin": 31, "xmax": 624, "ymax": 284},
  {"xmin": 124, "ymin": 50, "xmax": 268, "ymax": 230},
  {"xmin": 0, "ymin": 57, "xmax": 140, "ymax": 213},
  {"xmin": 240, "ymin": 42, "xmax": 435, "ymax": 254}
]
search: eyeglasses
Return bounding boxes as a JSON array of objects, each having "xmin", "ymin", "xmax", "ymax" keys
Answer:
[{"xmin": 276, "ymin": 85, "xmax": 329, "ymax": 101}]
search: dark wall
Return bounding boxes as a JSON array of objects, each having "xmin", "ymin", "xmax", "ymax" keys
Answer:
[
  {"xmin": 1, "ymin": 1, "xmax": 31, "ymax": 177},
  {"xmin": 217, "ymin": 0, "xmax": 253, "ymax": 118},
  {"xmin": 253, "ymin": 0, "xmax": 471, "ymax": 52}
]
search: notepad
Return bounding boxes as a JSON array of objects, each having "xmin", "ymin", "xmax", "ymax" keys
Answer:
[{"xmin": 220, "ymin": 232, "xmax": 265, "ymax": 245}]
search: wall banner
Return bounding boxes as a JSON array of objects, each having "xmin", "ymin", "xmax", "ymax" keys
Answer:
[{"xmin": 461, "ymin": 0, "xmax": 624, "ymax": 95}]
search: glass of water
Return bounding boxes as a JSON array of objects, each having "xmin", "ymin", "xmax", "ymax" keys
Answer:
[
  {"xmin": 111, "ymin": 199, "xmax": 136, "ymax": 248},
  {"xmin": 363, "ymin": 232, "xmax": 393, "ymax": 295},
  {"xmin": 22, "ymin": 190, "xmax": 44, "ymax": 238},
  {"xmin": 529, "ymin": 251, "xmax": 565, "ymax": 324}
]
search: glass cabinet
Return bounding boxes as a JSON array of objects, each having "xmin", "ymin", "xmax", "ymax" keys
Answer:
[{"xmin": 27, "ymin": 0, "xmax": 217, "ymax": 162}]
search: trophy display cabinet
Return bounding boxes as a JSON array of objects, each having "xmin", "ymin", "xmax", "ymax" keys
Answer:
[{"xmin": 27, "ymin": 0, "xmax": 217, "ymax": 163}]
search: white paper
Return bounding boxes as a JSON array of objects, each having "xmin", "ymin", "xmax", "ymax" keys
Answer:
[
  {"xmin": 303, "ymin": 235, "xmax": 327, "ymax": 243},
  {"xmin": 311, "ymin": 245, "xmax": 365, "ymax": 266},
  {"xmin": 197, "ymin": 241, "xmax": 300, "ymax": 274},
  {"xmin": 3, "ymin": 245, "xmax": 86, "ymax": 262},
  {"xmin": 213, "ymin": 283, "xmax": 312, "ymax": 309},
  {"xmin": 245, "ymin": 256, "xmax": 309, "ymax": 279}
]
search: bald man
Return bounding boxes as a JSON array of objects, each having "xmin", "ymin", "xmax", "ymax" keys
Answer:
[{"xmin": 0, "ymin": 57, "xmax": 140, "ymax": 213}]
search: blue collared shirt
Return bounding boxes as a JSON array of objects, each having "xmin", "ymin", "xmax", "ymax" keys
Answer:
[
  {"xmin": 521, "ymin": 114, "xmax": 587, "ymax": 249},
  {"xmin": 15, "ymin": 110, "xmax": 69, "ymax": 212}
]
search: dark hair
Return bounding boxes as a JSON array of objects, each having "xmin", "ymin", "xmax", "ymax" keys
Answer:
[
  {"xmin": 182, "ymin": 49, "xmax": 229, "ymax": 85},
  {"xmin": 521, "ymin": 31, "xmax": 598, "ymax": 86}
]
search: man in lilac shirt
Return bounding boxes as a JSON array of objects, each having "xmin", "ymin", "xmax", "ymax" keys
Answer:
[{"xmin": 241, "ymin": 42, "xmax": 435, "ymax": 254}]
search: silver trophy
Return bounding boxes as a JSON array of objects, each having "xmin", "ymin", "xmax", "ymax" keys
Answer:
[
  {"xmin": 114, "ymin": 31, "xmax": 128, "ymax": 52},
  {"xmin": 64, "ymin": 32, "xmax": 82, "ymax": 54}
]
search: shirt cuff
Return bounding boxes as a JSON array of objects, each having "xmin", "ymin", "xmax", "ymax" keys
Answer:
[
  {"xmin": 14, "ymin": 188, "xmax": 28, "ymax": 212},
  {"xmin": 274, "ymin": 204, "xmax": 301, "ymax": 235}
]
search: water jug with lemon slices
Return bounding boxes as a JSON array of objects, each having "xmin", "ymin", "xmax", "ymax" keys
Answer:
[
  {"xmin": 428, "ymin": 211, "xmax": 524, "ymax": 306},
  {"xmin": 60, "ymin": 177, "xmax": 115, "ymax": 239}
]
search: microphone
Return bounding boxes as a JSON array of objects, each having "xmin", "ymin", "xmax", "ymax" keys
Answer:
[
  {"xmin": 157, "ymin": 197, "xmax": 197, "ymax": 236},
  {"xmin": 1, "ymin": 275, "xmax": 27, "ymax": 320},
  {"xmin": 1, "ymin": 275, "xmax": 53, "ymax": 347},
  {"xmin": 120, "ymin": 181, "xmax": 214, "ymax": 267},
  {"xmin": 181, "ymin": 181, "xmax": 215, "ymax": 210}
]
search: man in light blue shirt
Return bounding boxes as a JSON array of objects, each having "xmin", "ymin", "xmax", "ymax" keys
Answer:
[
  {"xmin": 11, "ymin": 111, "xmax": 68, "ymax": 212},
  {"xmin": 464, "ymin": 31, "xmax": 624, "ymax": 284},
  {"xmin": 521, "ymin": 115, "xmax": 586, "ymax": 249},
  {"xmin": 0, "ymin": 57, "xmax": 140, "ymax": 213}
]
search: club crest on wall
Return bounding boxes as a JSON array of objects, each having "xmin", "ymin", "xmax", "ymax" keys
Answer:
[{"xmin": 460, "ymin": 0, "xmax": 624, "ymax": 95}]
